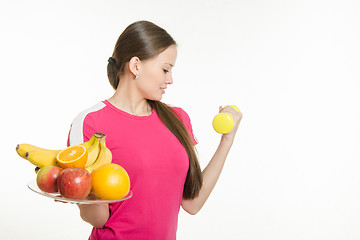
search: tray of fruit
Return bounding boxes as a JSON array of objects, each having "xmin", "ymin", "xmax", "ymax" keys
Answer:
[
  {"xmin": 27, "ymin": 179, "xmax": 132, "ymax": 204},
  {"xmin": 17, "ymin": 132, "xmax": 132, "ymax": 204}
]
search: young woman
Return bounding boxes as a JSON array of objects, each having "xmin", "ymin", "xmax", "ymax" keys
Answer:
[{"xmin": 68, "ymin": 20, "xmax": 242, "ymax": 240}]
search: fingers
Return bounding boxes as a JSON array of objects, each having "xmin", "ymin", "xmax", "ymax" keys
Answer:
[
  {"xmin": 220, "ymin": 105, "xmax": 243, "ymax": 129},
  {"xmin": 219, "ymin": 105, "xmax": 238, "ymax": 114},
  {"xmin": 54, "ymin": 199, "xmax": 76, "ymax": 204},
  {"xmin": 218, "ymin": 106, "xmax": 223, "ymax": 113}
]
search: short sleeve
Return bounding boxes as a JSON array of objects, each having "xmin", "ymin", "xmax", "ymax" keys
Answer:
[
  {"xmin": 67, "ymin": 114, "xmax": 97, "ymax": 147},
  {"xmin": 172, "ymin": 107, "xmax": 198, "ymax": 146}
]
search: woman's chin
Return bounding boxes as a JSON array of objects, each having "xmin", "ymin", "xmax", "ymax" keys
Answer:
[{"xmin": 147, "ymin": 95, "xmax": 163, "ymax": 101}]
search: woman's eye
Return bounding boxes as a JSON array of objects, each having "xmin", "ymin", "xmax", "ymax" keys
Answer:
[{"xmin": 163, "ymin": 69, "xmax": 169, "ymax": 73}]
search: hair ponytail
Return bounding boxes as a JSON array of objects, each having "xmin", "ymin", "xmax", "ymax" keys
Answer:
[
  {"xmin": 148, "ymin": 100, "xmax": 202, "ymax": 199},
  {"xmin": 107, "ymin": 57, "xmax": 119, "ymax": 90}
]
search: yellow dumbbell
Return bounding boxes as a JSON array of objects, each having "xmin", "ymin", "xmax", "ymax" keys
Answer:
[{"xmin": 212, "ymin": 105, "xmax": 240, "ymax": 134}]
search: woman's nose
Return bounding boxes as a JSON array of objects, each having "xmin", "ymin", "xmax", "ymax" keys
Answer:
[{"xmin": 165, "ymin": 75, "xmax": 173, "ymax": 85}]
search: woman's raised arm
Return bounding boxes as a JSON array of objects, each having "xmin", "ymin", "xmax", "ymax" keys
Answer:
[{"xmin": 181, "ymin": 106, "xmax": 243, "ymax": 215}]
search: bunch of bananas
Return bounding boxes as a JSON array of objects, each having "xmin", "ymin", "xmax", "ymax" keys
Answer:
[{"xmin": 16, "ymin": 132, "xmax": 112, "ymax": 173}]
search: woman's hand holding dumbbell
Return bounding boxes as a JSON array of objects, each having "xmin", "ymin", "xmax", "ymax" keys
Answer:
[{"xmin": 213, "ymin": 105, "xmax": 243, "ymax": 141}]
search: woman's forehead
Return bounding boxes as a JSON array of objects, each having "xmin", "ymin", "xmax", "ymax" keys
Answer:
[{"xmin": 157, "ymin": 46, "xmax": 177, "ymax": 64}]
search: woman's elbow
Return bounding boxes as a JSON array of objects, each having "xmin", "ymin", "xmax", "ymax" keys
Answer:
[
  {"xmin": 92, "ymin": 221, "xmax": 106, "ymax": 229},
  {"xmin": 80, "ymin": 213, "xmax": 107, "ymax": 228},
  {"xmin": 181, "ymin": 201, "xmax": 202, "ymax": 215},
  {"xmin": 79, "ymin": 207, "xmax": 109, "ymax": 228},
  {"xmin": 184, "ymin": 208, "xmax": 199, "ymax": 215}
]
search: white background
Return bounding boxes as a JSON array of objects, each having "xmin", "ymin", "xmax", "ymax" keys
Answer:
[{"xmin": 1, "ymin": 0, "xmax": 360, "ymax": 239}]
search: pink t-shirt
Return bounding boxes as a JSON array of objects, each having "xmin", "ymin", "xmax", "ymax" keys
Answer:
[{"xmin": 68, "ymin": 100, "xmax": 197, "ymax": 240}]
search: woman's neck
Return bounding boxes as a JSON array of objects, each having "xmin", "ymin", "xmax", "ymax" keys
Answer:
[{"xmin": 110, "ymin": 81, "xmax": 152, "ymax": 116}]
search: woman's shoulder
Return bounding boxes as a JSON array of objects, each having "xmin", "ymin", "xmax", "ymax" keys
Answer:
[
  {"xmin": 167, "ymin": 104, "xmax": 185, "ymax": 114},
  {"xmin": 166, "ymin": 104, "xmax": 191, "ymax": 121},
  {"xmin": 72, "ymin": 101, "xmax": 107, "ymax": 121}
]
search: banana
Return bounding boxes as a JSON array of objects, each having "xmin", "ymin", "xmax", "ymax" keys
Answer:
[
  {"xmin": 80, "ymin": 133, "xmax": 107, "ymax": 167},
  {"xmin": 17, "ymin": 132, "xmax": 107, "ymax": 169},
  {"xmin": 16, "ymin": 144, "xmax": 61, "ymax": 160},
  {"xmin": 84, "ymin": 136, "xmax": 100, "ymax": 167},
  {"xmin": 25, "ymin": 151, "xmax": 58, "ymax": 167},
  {"xmin": 86, "ymin": 136, "xmax": 112, "ymax": 173},
  {"xmin": 81, "ymin": 134, "xmax": 96, "ymax": 149},
  {"xmin": 94, "ymin": 132, "xmax": 106, "ymax": 138}
]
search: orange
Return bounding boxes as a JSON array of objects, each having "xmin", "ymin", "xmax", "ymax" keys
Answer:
[
  {"xmin": 56, "ymin": 145, "xmax": 88, "ymax": 168},
  {"xmin": 91, "ymin": 163, "xmax": 130, "ymax": 200}
]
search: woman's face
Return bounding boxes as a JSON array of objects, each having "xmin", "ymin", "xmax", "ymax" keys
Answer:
[{"xmin": 136, "ymin": 44, "xmax": 177, "ymax": 101}]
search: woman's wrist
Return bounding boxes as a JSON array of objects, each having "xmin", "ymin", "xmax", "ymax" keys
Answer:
[{"xmin": 220, "ymin": 134, "xmax": 234, "ymax": 147}]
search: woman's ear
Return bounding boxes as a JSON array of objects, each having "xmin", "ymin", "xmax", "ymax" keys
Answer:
[{"xmin": 128, "ymin": 56, "xmax": 141, "ymax": 77}]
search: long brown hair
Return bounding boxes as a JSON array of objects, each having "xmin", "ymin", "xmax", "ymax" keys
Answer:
[{"xmin": 107, "ymin": 20, "xmax": 202, "ymax": 199}]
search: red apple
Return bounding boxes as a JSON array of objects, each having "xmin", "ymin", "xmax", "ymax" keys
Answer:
[
  {"xmin": 36, "ymin": 165, "xmax": 63, "ymax": 193},
  {"xmin": 57, "ymin": 168, "xmax": 92, "ymax": 199}
]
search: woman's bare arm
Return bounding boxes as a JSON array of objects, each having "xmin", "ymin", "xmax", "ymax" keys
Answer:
[
  {"xmin": 181, "ymin": 106, "xmax": 242, "ymax": 215},
  {"xmin": 77, "ymin": 203, "xmax": 110, "ymax": 228}
]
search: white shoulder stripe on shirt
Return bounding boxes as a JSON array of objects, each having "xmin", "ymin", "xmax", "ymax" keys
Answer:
[{"xmin": 69, "ymin": 102, "xmax": 106, "ymax": 146}]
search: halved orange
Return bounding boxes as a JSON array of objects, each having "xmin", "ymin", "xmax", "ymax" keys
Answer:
[{"xmin": 56, "ymin": 145, "xmax": 88, "ymax": 168}]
